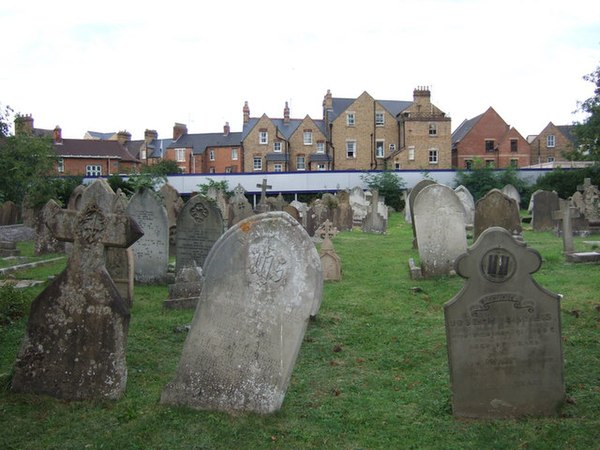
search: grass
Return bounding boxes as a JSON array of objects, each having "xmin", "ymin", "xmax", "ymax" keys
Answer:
[{"xmin": 1, "ymin": 213, "xmax": 599, "ymax": 449}]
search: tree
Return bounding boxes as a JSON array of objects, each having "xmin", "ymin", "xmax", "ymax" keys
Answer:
[
  {"xmin": 361, "ymin": 171, "xmax": 406, "ymax": 211},
  {"xmin": 572, "ymin": 63, "xmax": 600, "ymax": 160},
  {"xmin": 141, "ymin": 159, "xmax": 182, "ymax": 176}
]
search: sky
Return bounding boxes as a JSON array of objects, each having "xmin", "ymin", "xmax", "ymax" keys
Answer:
[{"xmin": 1, "ymin": 0, "xmax": 599, "ymax": 140}]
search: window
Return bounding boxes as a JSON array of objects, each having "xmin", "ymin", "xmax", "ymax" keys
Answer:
[
  {"xmin": 316, "ymin": 141, "xmax": 325, "ymax": 153},
  {"xmin": 273, "ymin": 163, "xmax": 283, "ymax": 172},
  {"xmin": 375, "ymin": 112, "xmax": 384, "ymax": 126},
  {"xmin": 485, "ymin": 159, "xmax": 495, "ymax": 168},
  {"xmin": 259, "ymin": 130, "xmax": 268, "ymax": 144},
  {"xmin": 57, "ymin": 158, "xmax": 64, "ymax": 173},
  {"xmin": 346, "ymin": 112, "xmax": 355, "ymax": 126},
  {"xmin": 546, "ymin": 135, "xmax": 555, "ymax": 148},
  {"xmin": 273, "ymin": 141, "xmax": 282, "ymax": 153},
  {"xmin": 395, "ymin": 162, "xmax": 401, "ymax": 170},
  {"xmin": 389, "ymin": 143, "xmax": 396, "ymax": 152},
  {"xmin": 231, "ymin": 148, "xmax": 238, "ymax": 160},
  {"xmin": 428, "ymin": 148, "xmax": 438, "ymax": 164},
  {"xmin": 209, "ymin": 150, "xmax": 215, "ymax": 161},
  {"xmin": 346, "ymin": 140, "xmax": 356, "ymax": 158},
  {"xmin": 225, "ymin": 167, "xmax": 233, "ymax": 173},
  {"xmin": 176, "ymin": 148, "xmax": 186, "ymax": 162},
  {"xmin": 510, "ymin": 139, "xmax": 518, "ymax": 152},
  {"xmin": 303, "ymin": 130, "xmax": 313, "ymax": 145},
  {"xmin": 316, "ymin": 163, "xmax": 326, "ymax": 171},
  {"xmin": 140, "ymin": 149, "xmax": 147, "ymax": 160},
  {"xmin": 428, "ymin": 123, "xmax": 437, "ymax": 136},
  {"xmin": 465, "ymin": 159, "xmax": 473, "ymax": 170},
  {"xmin": 547, "ymin": 156, "xmax": 555, "ymax": 163},
  {"xmin": 86, "ymin": 165, "xmax": 102, "ymax": 176},
  {"xmin": 209, "ymin": 167, "xmax": 215, "ymax": 173},
  {"xmin": 296, "ymin": 155, "xmax": 305, "ymax": 171},
  {"xmin": 510, "ymin": 159, "xmax": 518, "ymax": 168},
  {"xmin": 485, "ymin": 140, "xmax": 495, "ymax": 152},
  {"xmin": 253, "ymin": 157, "xmax": 262, "ymax": 171},
  {"xmin": 408, "ymin": 146, "xmax": 415, "ymax": 161},
  {"xmin": 376, "ymin": 140, "xmax": 385, "ymax": 158}
]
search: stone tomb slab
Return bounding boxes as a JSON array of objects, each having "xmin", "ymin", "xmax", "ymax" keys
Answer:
[
  {"xmin": 161, "ymin": 212, "xmax": 323, "ymax": 413},
  {"xmin": 444, "ymin": 227, "xmax": 564, "ymax": 418}
]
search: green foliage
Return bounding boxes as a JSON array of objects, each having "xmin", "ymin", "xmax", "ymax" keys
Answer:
[
  {"xmin": 572, "ymin": 63, "xmax": 600, "ymax": 160},
  {"xmin": 107, "ymin": 174, "xmax": 134, "ymax": 196},
  {"xmin": 141, "ymin": 160, "xmax": 182, "ymax": 176},
  {"xmin": 127, "ymin": 172, "xmax": 167, "ymax": 194},
  {"xmin": 0, "ymin": 103, "xmax": 13, "ymax": 138},
  {"xmin": 197, "ymin": 179, "xmax": 233, "ymax": 199},
  {"xmin": 0, "ymin": 134, "xmax": 56, "ymax": 205},
  {"xmin": 0, "ymin": 285, "xmax": 29, "ymax": 327},
  {"xmin": 533, "ymin": 164, "xmax": 600, "ymax": 199},
  {"xmin": 361, "ymin": 170, "xmax": 406, "ymax": 211}
]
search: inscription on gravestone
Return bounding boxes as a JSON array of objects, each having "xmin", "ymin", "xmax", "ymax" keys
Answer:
[{"xmin": 444, "ymin": 227, "xmax": 564, "ymax": 418}]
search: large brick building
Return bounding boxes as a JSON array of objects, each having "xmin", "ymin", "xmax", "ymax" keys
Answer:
[{"xmin": 528, "ymin": 122, "xmax": 576, "ymax": 166}]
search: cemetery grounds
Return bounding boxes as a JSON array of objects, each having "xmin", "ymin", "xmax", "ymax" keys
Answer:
[{"xmin": 1, "ymin": 213, "xmax": 599, "ymax": 449}]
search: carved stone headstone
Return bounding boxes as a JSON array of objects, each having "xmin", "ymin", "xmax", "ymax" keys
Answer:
[
  {"xmin": 454, "ymin": 185, "xmax": 475, "ymax": 228},
  {"xmin": 206, "ymin": 186, "xmax": 230, "ymax": 226},
  {"xmin": 580, "ymin": 179, "xmax": 600, "ymax": 222},
  {"xmin": 316, "ymin": 219, "xmax": 341, "ymax": 281},
  {"xmin": 161, "ymin": 212, "xmax": 323, "ymax": 413},
  {"xmin": 228, "ymin": 183, "xmax": 254, "ymax": 227},
  {"xmin": 176, "ymin": 194, "xmax": 224, "ymax": 274},
  {"xmin": 0, "ymin": 200, "xmax": 18, "ymax": 225},
  {"xmin": 473, "ymin": 189, "xmax": 522, "ymax": 241},
  {"xmin": 409, "ymin": 180, "xmax": 436, "ymax": 248},
  {"xmin": 255, "ymin": 178, "xmax": 272, "ymax": 214},
  {"xmin": 290, "ymin": 200, "xmax": 308, "ymax": 229},
  {"xmin": 552, "ymin": 199, "xmax": 581, "ymax": 254},
  {"xmin": 333, "ymin": 190, "xmax": 353, "ymax": 231},
  {"xmin": 414, "ymin": 184, "xmax": 467, "ymax": 277},
  {"xmin": 361, "ymin": 189, "xmax": 387, "ymax": 234},
  {"xmin": 283, "ymin": 204, "xmax": 300, "ymax": 222},
  {"xmin": 531, "ymin": 190, "xmax": 559, "ymax": 232},
  {"xmin": 33, "ymin": 203, "xmax": 66, "ymax": 255},
  {"xmin": 445, "ymin": 226, "xmax": 564, "ymax": 418},
  {"xmin": 349, "ymin": 186, "xmax": 369, "ymax": 225},
  {"xmin": 501, "ymin": 184, "xmax": 521, "ymax": 208},
  {"xmin": 11, "ymin": 179, "xmax": 143, "ymax": 400},
  {"xmin": 159, "ymin": 183, "xmax": 184, "ymax": 257},
  {"xmin": 306, "ymin": 199, "xmax": 331, "ymax": 237},
  {"xmin": 126, "ymin": 189, "xmax": 169, "ymax": 283},
  {"xmin": 163, "ymin": 266, "xmax": 204, "ymax": 310}
]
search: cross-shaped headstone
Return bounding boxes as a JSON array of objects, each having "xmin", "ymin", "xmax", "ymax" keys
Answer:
[
  {"xmin": 552, "ymin": 200, "xmax": 581, "ymax": 254},
  {"xmin": 257, "ymin": 178, "xmax": 272, "ymax": 204},
  {"xmin": 316, "ymin": 219, "xmax": 338, "ymax": 252},
  {"xmin": 577, "ymin": 178, "xmax": 597, "ymax": 192}
]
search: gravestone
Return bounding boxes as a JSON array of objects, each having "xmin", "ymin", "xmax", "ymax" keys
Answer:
[
  {"xmin": 409, "ymin": 180, "xmax": 436, "ymax": 248},
  {"xmin": 567, "ymin": 192, "xmax": 590, "ymax": 235},
  {"xmin": 159, "ymin": 183, "xmax": 184, "ymax": 256},
  {"xmin": 454, "ymin": 185, "xmax": 475, "ymax": 228},
  {"xmin": 306, "ymin": 199, "xmax": 331, "ymax": 237},
  {"xmin": 206, "ymin": 186, "xmax": 230, "ymax": 227},
  {"xmin": 163, "ymin": 266, "xmax": 204, "ymax": 309},
  {"xmin": 290, "ymin": 200, "xmax": 308, "ymax": 229},
  {"xmin": 531, "ymin": 190, "xmax": 559, "ymax": 232},
  {"xmin": 33, "ymin": 203, "xmax": 66, "ymax": 255},
  {"xmin": 267, "ymin": 193, "xmax": 287, "ymax": 212},
  {"xmin": 67, "ymin": 184, "xmax": 86, "ymax": 210},
  {"xmin": 228, "ymin": 183, "xmax": 254, "ymax": 227},
  {"xmin": 580, "ymin": 178, "xmax": 600, "ymax": 223},
  {"xmin": 11, "ymin": 179, "xmax": 143, "ymax": 400},
  {"xmin": 0, "ymin": 200, "xmax": 18, "ymax": 225},
  {"xmin": 0, "ymin": 240, "xmax": 20, "ymax": 257},
  {"xmin": 283, "ymin": 204, "xmax": 300, "ymax": 222},
  {"xmin": 403, "ymin": 191, "xmax": 411, "ymax": 224},
  {"xmin": 126, "ymin": 189, "xmax": 169, "ymax": 283},
  {"xmin": 349, "ymin": 186, "xmax": 369, "ymax": 225},
  {"xmin": 176, "ymin": 194, "xmax": 224, "ymax": 274},
  {"xmin": 445, "ymin": 226, "xmax": 564, "ymax": 418},
  {"xmin": 361, "ymin": 190, "xmax": 387, "ymax": 234},
  {"xmin": 553, "ymin": 199, "xmax": 581, "ymax": 254},
  {"xmin": 161, "ymin": 212, "xmax": 323, "ymax": 413},
  {"xmin": 414, "ymin": 184, "xmax": 467, "ymax": 277},
  {"xmin": 333, "ymin": 190, "xmax": 353, "ymax": 231},
  {"xmin": 255, "ymin": 178, "xmax": 273, "ymax": 213},
  {"xmin": 316, "ymin": 219, "xmax": 341, "ymax": 281},
  {"xmin": 501, "ymin": 184, "xmax": 521, "ymax": 208},
  {"xmin": 473, "ymin": 189, "xmax": 522, "ymax": 242}
]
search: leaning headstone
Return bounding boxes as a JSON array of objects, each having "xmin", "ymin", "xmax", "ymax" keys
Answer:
[
  {"xmin": 175, "ymin": 194, "xmax": 224, "ymax": 274},
  {"xmin": 11, "ymin": 179, "xmax": 143, "ymax": 400},
  {"xmin": 414, "ymin": 184, "xmax": 467, "ymax": 277},
  {"xmin": 531, "ymin": 190, "xmax": 559, "ymax": 232},
  {"xmin": 501, "ymin": 184, "xmax": 521, "ymax": 208},
  {"xmin": 159, "ymin": 183, "xmax": 184, "ymax": 257},
  {"xmin": 473, "ymin": 189, "xmax": 522, "ymax": 242},
  {"xmin": 290, "ymin": 200, "xmax": 308, "ymax": 229},
  {"xmin": 283, "ymin": 204, "xmax": 300, "ymax": 222},
  {"xmin": 445, "ymin": 226, "xmax": 564, "ymax": 418},
  {"xmin": 160, "ymin": 212, "xmax": 323, "ymax": 413},
  {"xmin": 409, "ymin": 180, "xmax": 436, "ymax": 248},
  {"xmin": 126, "ymin": 189, "xmax": 169, "ymax": 283},
  {"xmin": 361, "ymin": 190, "xmax": 387, "ymax": 234},
  {"xmin": 67, "ymin": 184, "xmax": 86, "ymax": 211},
  {"xmin": 228, "ymin": 184, "xmax": 254, "ymax": 227},
  {"xmin": 454, "ymin": 185, "xmax": 475, "ymax": 228},
  {"xmin": 316, "ymin": 220, "xmax": 341, "ymax": 281},
  {"xmin": 163, "ymin": 266, "xmax": 204, "ymax": 310}
]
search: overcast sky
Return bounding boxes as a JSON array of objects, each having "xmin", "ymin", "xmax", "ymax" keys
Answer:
[{"xmin": 1, "ymin": 1, "xmax": 599, "ymax": 140}]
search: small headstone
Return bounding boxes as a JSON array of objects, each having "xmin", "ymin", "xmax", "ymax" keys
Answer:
[
  {"xmin": 159, "ymin": 183, "xmax": 184, "ymax": 257},
  {"xmin": 501, "ymin": 184, "xmax": 521, "ymax": 208},
  {"xmin": 552, "ymin": 199, "xmax": 581, "ymax": 254},
  {"xmin": 414, "ymin": 184, "xmax": 467, "ymax": 277},
  {"xmin": 160, "ymin": 212, "xmax": 322, "ymax": 413},
  {"xmin": 163, "ymin": 265, "xmax": 204, "ymax": 309},
  {"xmin": 290, "ymin": 200, "xmax": 308, "ymax": 229},
  {"xmin": 349, "ymin": 186, "xmax": 369, "ymax": 225},
  {"xmin": 255, "ymin": 178, "xmax": 273, "ymax": 214},
  {"xmin": 206, "ymin": 186, "xmax": 230, "ymax": 227},
  {"xmin": 0, "ymin": 200, "xmax": 18, "ymax": 226},
  {"xmin": 445, "ymin": 226, "xmax": 564, "ymax": 418},
  {"xmin": 175, "ymin": 194, "xmax": 224, "ymax": 274},
  {"xmin": 409, "ymin": 180, "xmax": 437, "ymax": 248},
  {"xmin": 473, "ymin": 189, "xmax": 522, "ymax": 242},
  {"xmin": 228, "ymin": 183, "xmax": 254, "ymax": 227},
  {"xmin": 0, "ymin": 240, "xmax": 20, "ymax": 257},
  {"xmin": 33, "ymin": 203, "xmax": 66, "ymax": 255},
  {"xmin": 581, "ymin": 179, "xmax": 600, "ymax": 223},
  {"xmin": 283, "ymin": 204, "xmax": 300, "ymax": 222},
  {"xmin": 11, "ymin": 179, "xmax": 143, "ymax": 400},
  {"xmin": 333, "ymin": 190, "xmax": 353, "ymax": 231},
  {"xmin": 306, "ymin": 199, "xmax": 331, "ymax": 237},
  {"xmin": 531, "ymin": 190, "xmax": 559, "ymax": 232},
  {"xmin": 126, "ymin": 189, "xmax": 169, "ymax": 283},
  {"xmin": 454, "ymin": 185, "xmax": 475, "ymax": 228},
  {"xmin": 316, "ymin": 219, "xmax": 341, "ymax": 281},
  {"xmin": 361, "ymin": 189, "xmax": 387, "ymax": 234}
]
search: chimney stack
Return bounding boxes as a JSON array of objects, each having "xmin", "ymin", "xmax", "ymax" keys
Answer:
[
  {"xmin": 223, "ymin": 121, "xmax": 230, "ymax": 136},
  {"xmin": 173, "ymin": 123, "xmax": 187, "ymax": 141},
  {"xmin": 283, "ymin": 102, "xmax": 290, "ymax": 124},
  {"xmin": 322, "ymin": 89, "xmax": 333, "ymax": 120},
  {"xmin": 14, "ymin": 114, "xmax": 34, "ymax": 136},
  {"xmin": 53, "ymin": 125, "xmax": 62, "ymax": 144},
  {"xmin": 117, "ymin": 130, "xmax": 131, "ymax": 145},
  {"xmin": 144, "ymin": 129, "xmax": 158, "ymax": 144},
  {"xmin": 243, "ymin": 101, "xmax": 250, "ymax": 124}
]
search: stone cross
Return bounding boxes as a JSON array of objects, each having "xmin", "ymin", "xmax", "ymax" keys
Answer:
[
  {"xmin": 257, "ymin": 178, "xmax": 272, "ymax": 205},
  {"xmin": 552, "ymin": 200, "xmax": 581, "ymax": 254},
  {"xmin": 316, "ymin": 219, "xmax": 338, "ymax": 242},
  {"xmin": 577, "ymin": 178, "xmax": 597, "ymax": 192}
]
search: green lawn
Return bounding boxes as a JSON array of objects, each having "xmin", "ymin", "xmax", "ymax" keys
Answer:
[{"xmin": 1, "ymin": 213, "xmax": 599, "ymax": 449}]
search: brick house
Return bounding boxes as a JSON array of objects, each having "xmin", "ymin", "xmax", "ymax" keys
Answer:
[
  {"xmin": 14, "ymin": 115, "xmax": 140, "ymax": 176},
  {"xmin": 528, "ymin": 122, "xmax": 576, "ymax": 166},
  {"xmin": 323, "ymin": 88, "xmax": 452, "ymax": 170},
  {"xmin": 164, "ymin": 122, "xmax": 243, "ymax": 174},
  {"xmin": 241, "ymin": 102, "xmax": 330, "ymax": 173},
  {"xmin": 451, "ymin": 107, "xmax": 531, "ymax": 169}
]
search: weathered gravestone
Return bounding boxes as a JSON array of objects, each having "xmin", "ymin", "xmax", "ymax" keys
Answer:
[
  {"xmin": 553, "ymin": 199, "xmax": 580, "ymax": 254},
  {"xmin": 255, "ymin": 178, "xmax": 273, "ymax": 214},
  {"xmin": 228, "ymin": 183, "xmax": 254, "ymax": 227},
  {"xmin": 531, "ymin": 190, "xmax": 559, "ymax": 232},
  {"xmin": 473, "ymin": 189, "xmax": 522, "ymax": 242},
  {"xmin": 290, "ymin": 200, "xmax": 308, "ymax": 229},
  {"xmin": 159, "ymin": 183, "xmax": 184, "ymax": 257},
  {"xmin": 206, "ymin": 185, "xmax": 230, "ymax": 226},
  {"xmin": 160, "ymin": 212, "xmax": 323, "ymax": 413},
  {"xmin": 579, "ymin": 178, "xmax": 600, "ymax": 227},
  {"xmin": 306, "ymin": 199, "xmax": 332, "ymax": 237},
  {"xmin": 33, "ymin": 202, "xmax": 65, "ymax": 255},
  {"xmin": 0, "ymin": 200, "xmax": 19, "ymax": 226},
  {"xmin": 501, "ymin": 184, "xmax": 521, "ymax": 208},
  {"xmin": 163, "ymin": 265, "xmax": 204, "ymax": 310},
  {"xmin": 333, "ymin": 190, "xmax": 353, "ymax": 231},
  {"xmin": 126, "ymin": 188, "xmax": 169, "ymax": 283},
  {"xmin": 175, "ymin": 194, "xmax": 224, "ymax": 274},
  {"xmin": 361, "ymin": 189, "xmax": 387, "ymax": 234},
  {"xmin": 11, "ymin": 179, "xmax": 143, "ymax": 400},
  {"xmin": 454, "ymin": 185, "xmax": 475, "ymax": 228},
  {"xmin": 316, "ymin": 219, "xmax": 341, "ymax": 281},
  {"xmin": 414, "ymin": 184, "xmax": 467, "ymax": 277},
  {"xmin": 349, "ymin": 186, "xmax": 369, "ymax": 226},
  {"xmin": 445, "ymin": 226, "xmax": 564, "ymax": 418},
  {"xmin": 409, "ymin": 179, "xmax": 436, "ymax": 248},
  {"xmin": 283, "ymin": 204, "xmax": 300, "ymax": 222}
]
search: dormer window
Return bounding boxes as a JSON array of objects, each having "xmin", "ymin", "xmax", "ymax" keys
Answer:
[{"xmin": 428, "ymin": 123, "xmax": 437, "ymax": 136}]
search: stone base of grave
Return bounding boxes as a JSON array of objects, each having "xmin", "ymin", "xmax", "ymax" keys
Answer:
[
  {"xmin": 163, "ymin": 296, "xmax": 200, "ymax": 310},
  {"xmin": 408, "ymin": 257, "xmax": 423, "ymax": 280},
  {"xmin": 0, "ymin": 241, "xmax": 20, "ymax": 257},
  {"xmin": 163, "ymin": 266, "xmax": 204, "ymax": 310},
  {"xmin": 565, "ymin": 251, "xmax": 600, "ymax": 263}
]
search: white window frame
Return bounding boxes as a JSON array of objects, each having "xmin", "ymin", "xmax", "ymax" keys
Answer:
[
  {"xmin": 273, "ymin": 163, "xmax": 283, "ymax": 172},
  {"xmin": 316, "ymin": 163, "xmax": 326, "ymax": 171},
  {"xmin": 209, "ymin": 167, "xmax": 215, "ymax": 173},
  {"xmin": 429, "ymin": 123, "xmax": 438, "ymax": 136},
  {"xmin": 209, "ymin": 150, "xmax": 215, "ymax": 161},
  {"xmin": 175, "ymin": 148, "xmax": 186, "ymax": 162},
  {"xmin": 376, "ymin": 140, "xmax": 385, "ymax": 158},
  {"xmin": 394, "ymin": 162, "xmax": 401, "ymax": 170},
  {"xmin": 389, "ymin": 143, "xmax": 396, "ymax": 152},
  {"xmin": 408, "ymin": 146, "xmax": 415, "ymax": 161},
  {"xmin": 316, "ymin": 141, "xmax": 325, "ymax": 154},
  {"xmin": 346, "ymin": 112, "xmax": 355, "ymax": 126},
  {"xmin": 259, "ymin": 131, "xmax": 268, "ymax": 144},
  {"xmin": 375, "ymin": 111, "xmax": 384, "ymax": 126},
  {"xmin": 428, "ymin": 148, "xmax": 439, "ymax": 164},
  {"xmin": 253, "ymin": 157, "xmax": 262, "ymax": 171},
  {"xmin": 86, "ymin": 164, "xmax": 102, "ymax": 176},
  {"xmin": 140, "ymin": 148, "xmax": 147, "ymax": 160},
  {"xmin": 225, "ymin": 167, "xmax": 232, "ymax": 173},
  {"xmin": 296, "ymin": 155, "xmax": 305, "ymax": 171},
  {"xmin": 547, "ymin": 156, "xmax": 555, "ymax": 163},
  {"xmin": 57, "ymin": 158, "xmax": 65, "ymax": 173},
  {"xmin": 303, "ymin": 130, "xmax": 313, "ymax": 145},
  {"xmin": 231, "ymin": 148, "xmax": 238, "ymax": 160},
  {"xmin": 546, "ymin": 135, "xmax": 555, "ymax": 148},
  {"xmin": 346, "ymin": 140, "xmax": 356, "ymax": 159},
  {"xmin": 273, "ymin": 141, "xmax": 282, "ymax": 153}
]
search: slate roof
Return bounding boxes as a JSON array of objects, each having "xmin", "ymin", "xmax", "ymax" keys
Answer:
[
  {"xmin": 328, "ymin": 97, "xmax": 412, "ymax": 123},
  {"xmin": 167, "ymin": 132, "xmax": 242, "ymax": 155},
  {"xmin": 557, "ymin": 125, "xmax": 576, "ymax": 144},
  {"xmin": 86, "ymin": 131, "xmax": 117, "ymax": 140},
  {"xmin": 308, "ymin": 153, "xmax": 331, "ymax": 162},
  {"xmin": 451, "ymin": 113, "xmax": 484, "ymax": 145},
  {"xmin": 54, "ymin": 139, "xmax": 139, "ymax": 162},
  {"xmin": 242, "ymin": 118, "xmax": 328, "ymax": 141},
  {"xmin": 266, "ymin": 153, "xmax": 289, "ymax": 162}
]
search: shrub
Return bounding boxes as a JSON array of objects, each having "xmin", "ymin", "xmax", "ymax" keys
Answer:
[
  {"xmin": 0, "ymin": 285, "xmax": 30, "ymax": 327},
  {"xmin": 361, "ymin": 171, "xmax": 406, "ymax": 211}
]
